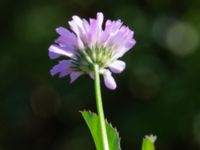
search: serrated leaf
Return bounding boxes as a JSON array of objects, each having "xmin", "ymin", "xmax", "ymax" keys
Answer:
[
  {"xmin": 81, "ymin": 111, "xmax": 121, "ymax": 150},
  {"xmin": 142, "ymin": 135, "xmax": 157, "ymax": 150}
]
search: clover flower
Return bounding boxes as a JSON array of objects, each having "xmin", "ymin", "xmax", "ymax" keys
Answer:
[{"xmin": 49, "ymin": 12, "xmax": 136, "ymax": 90}]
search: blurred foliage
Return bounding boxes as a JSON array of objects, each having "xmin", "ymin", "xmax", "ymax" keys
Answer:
[{"xmin": 0, "ymin": 0, "xmax": 200, "ymax": 150}]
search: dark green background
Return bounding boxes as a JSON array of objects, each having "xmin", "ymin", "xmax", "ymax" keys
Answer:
[{"xmin": 1, "ymin": 0, "xmax": 200, "ymax": 150}]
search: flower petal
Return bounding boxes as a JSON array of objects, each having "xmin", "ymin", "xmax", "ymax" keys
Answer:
[
  {"xmin": 77, "ymin": 37, "xmax": 85, "ymax": 50},
  {"xmin": 112, "ymin": 38, "xmax": 136, "ymax": 59},
  {"xmin": 56, "ymin": 27, "xmax": 76, "ymax": 38},
  {"xmin": 49, "ymin": 52, "xmax": 60, "ymax": 59},
  {"xmin": 109, "ymin": 60, "xmax": 126, "ymax": 73},
  {"xmin": 88, "ymin": 13, "xmax": 104, "ymax": 48},
  {"xmin": 82, "ymin": 19, "xmax": 90, "ymax": 33},
  {"xmin": 89, "ymin": 72, "xmax": 94, "ymax": 79},
  {"xmin": 50, "ymin": 60, "xmax": 72, "ymax": 77},
  {"xmin": 48, "ymin": 45, "xmax": 75, "ymax": 58},
  {"xmin": 100, "ymin": 19, "xmax": 123, "ymax": 45},
  {"xmin": 68, "ymin": 18, "xmax": 83, "ymax": 38},
  {"xmin": 96, "ymin": 12, "xmax": 104, "ymax": 29},
  {"xmin": 55, "ymin": 27, "xmax": 78, "ymax": 48},
  {"xmin": 70, "ymin": 72, "xmax": 82, "ymax": 83},
  {"xmin": 55, "ymin": 36, "xmax": 77, "ymax": 46},
  {"xmin": 125, "ymin": 38, "xmax": 136, "ymax": 49},
  {"xmin": 103, "ymin": 70, "xmax": 117, "ymax": 90}
]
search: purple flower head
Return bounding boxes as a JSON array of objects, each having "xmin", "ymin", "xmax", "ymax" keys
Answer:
[{"xmin": 49, "ymin": 12, "xmax": 136, "ymax": 90}]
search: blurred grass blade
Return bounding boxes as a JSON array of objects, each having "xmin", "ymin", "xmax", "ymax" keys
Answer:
[
  {"xmin": 81, "ymin": 111, "xmax": 121, "ymax": 150},
  {"xmin": 142, "ymin": 135, "xmax": 157, "ymax": 150}
]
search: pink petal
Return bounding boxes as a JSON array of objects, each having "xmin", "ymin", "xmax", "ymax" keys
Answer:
[
  {"xmin": 77, "ymin": 37, "xmax": 85, "ymax": 50},
  {"xmin": 100, "ymin": 20, "xmax": 123, "ymax": 46},
  {"xmin": 49, "ymin": 52, "xmax": 60, "ymax": 59},
  {"xmin": 72, "ymin": 16, "xmax": 88, "ymax": 37},
  {"xmin": 48, "ymin": 45, "xmax": 75, "ymax": 58},
  {"xmin": 82, "ymin": 19, "xmax": 90, "ymax": 33},
  {"xmin": 72, "ymin": 16, "xmax": 83, "ymax": 27},
  {"xmin": 113, "ymin": 39, "xmax": 136, "ymax": 59},
  {"xmin": 103, "ymin": 70, "xmax": 117, "ymax": 90},
  {"xmin": 107, "ymin": 26, "xmax": 130, "ymax": 49},
  {"xmin": 70, "ymin": 72, "xmax": 82, "ymax": 83},
  {"xmin": 56, "ymin": 27, "xmax": 76, "ymax": 40},
  {"xmin": 59, "ymin": 69, "xmax": 70, "ymax": 78},
  {"xmin": 97, "ymin": 12, "xmax": 104, "ymax": 29},
  {"xmin": 69, "ymin": 17, "xmax": 85, "ymax": 39},
  {"xmin": 55, "ymin": 36, "xmax": 77, "ymax": 46},
  {"xmin": 68, "ymin": 20, "xmax": 81, "ymax": 37},
  {"xmin": 125, "ymin": 39, "xmax": 136, "ymax": 49},
  {"xmin": 89, "ymin": 72, "xmax": 94, "ymax": 79},
  {"xmin": 68, "ymin": 17, "xmax": 86, "ymax": 49},
  {"xmin": 50, "ymin": 60, "xmax": 72, "ymax": 77},
  {"xmin": 55, "ymin": 27, "xmax": 78, "ymax": 48},
  {"xmin": 109, "ymin": 60, "xmax": 126, "ymax": 73},
  {"xmin": 88, "ymin": 13, "xmax": 104, "ymax": 47}
]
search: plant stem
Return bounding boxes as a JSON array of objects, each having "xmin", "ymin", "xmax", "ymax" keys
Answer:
[{"xmin": 93, "ymin": 64, "xmax": 109, "ymax": 150}]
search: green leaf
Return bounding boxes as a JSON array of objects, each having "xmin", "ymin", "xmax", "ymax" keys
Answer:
[
  {"xmin": 81, "ymin": 111, "xmax": 121, "ymax": 150},
  {"xmin": 142, "ymin": 135, "xmax": 157, "ymax": 150}
]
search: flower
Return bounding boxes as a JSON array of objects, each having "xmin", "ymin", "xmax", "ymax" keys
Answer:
[{"xmin": 49, "ymin": 12, "xmax": 136, "ymax": 90}]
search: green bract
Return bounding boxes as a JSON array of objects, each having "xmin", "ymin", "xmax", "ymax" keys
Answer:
[{"xmin": 72, "ymin": 46, "xmax": 113, "ymax": 73}]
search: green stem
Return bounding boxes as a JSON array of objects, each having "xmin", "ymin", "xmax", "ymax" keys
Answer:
[{"xmin": 93, "ymin": 64, "xmax": 109, "ymax": 150}]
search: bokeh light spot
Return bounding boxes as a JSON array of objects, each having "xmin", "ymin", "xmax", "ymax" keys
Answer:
[
  {"xmin": 152, "ymin": 16, "xmax": 176, "ymax": 47},
  {"xmin": 166, "ymin": 22, "xmax": 199, "ymax": 56}
]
